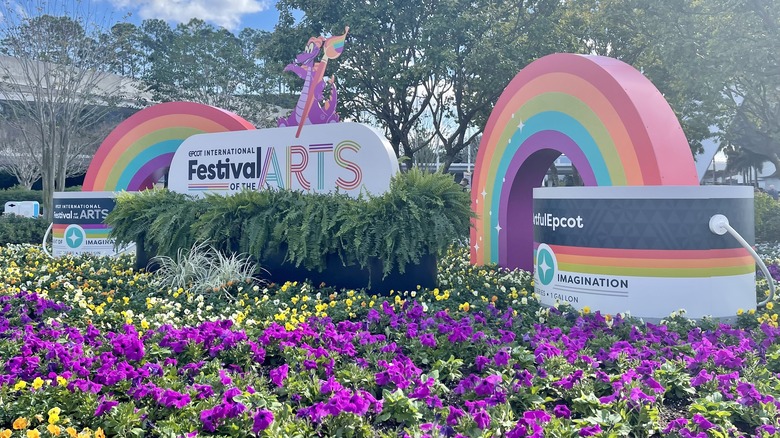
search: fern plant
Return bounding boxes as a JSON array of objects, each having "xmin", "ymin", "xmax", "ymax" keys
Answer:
[
  {"xmin": 107, "ymin": 189, "xmax": 203, "ymax": 257},
  {"xmin": 107, "ymin": 168, "xmax": 473, "ymax": 285},
  {"xmin": 362, "ymin": 168, "xmax": 473, "ymax": 276}
]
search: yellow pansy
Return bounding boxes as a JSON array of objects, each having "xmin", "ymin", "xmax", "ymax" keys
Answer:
[
  {"xmin": 48, "ymin": 407, "xmax": 62, "ymax": 424},
  {"xmin": 32, "ymin": 377, "xmax": 45, "ymax": 390},
  {"xmin": 13, "ymin": 417, "xmax": 28, "ymax": 430}
]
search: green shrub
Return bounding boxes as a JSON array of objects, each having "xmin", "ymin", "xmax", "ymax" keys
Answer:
[
  {"xmin": 0, "ymin": 187, "xmax": 43, "ymax": 206},
  {"xmin": 107, "ymin": 169, "xmax": 473, "ymax": 277},
  {"xmin": 755, "ymin": 192, "xmax": 780, "ymax": 243},
  {"xmin": 0, "ymin": 215, "xmax": 50, "ymax": 245}
]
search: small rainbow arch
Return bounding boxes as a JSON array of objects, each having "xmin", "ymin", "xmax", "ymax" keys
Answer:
[
  {"xmin": 82, "ymin": 102, "xmax": 255, "ymax": 191},
  {"xmin": 470, "ymin": 53, "xmax": 699, "ymax": 270}
]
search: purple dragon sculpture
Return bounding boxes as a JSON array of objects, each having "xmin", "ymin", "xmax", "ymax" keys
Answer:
[{"xmin": 278, "ymin": 27, "xmax": 349, "ymax": 137}]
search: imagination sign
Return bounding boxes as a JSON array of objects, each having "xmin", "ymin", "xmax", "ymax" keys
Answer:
[
  {"xmin": 52, "ymin": 192, "xmax": 118, "ymax": 257},
  {"xmin": 532, "ymin": 186, "xmax": 755, "ymax": 319}
]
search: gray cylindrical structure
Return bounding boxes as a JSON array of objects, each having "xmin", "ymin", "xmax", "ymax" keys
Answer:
[{"xmin": 532, "ymin": 186, "xmax": 755, "ymax": 319}]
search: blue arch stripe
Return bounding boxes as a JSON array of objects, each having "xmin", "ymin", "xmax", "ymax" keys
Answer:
[
  {"xmin": 488, "ymin": 111, "xmax": 612, "ymax": 261},
  {"xmin": 116, "ymin": 139, "xmax": 183, "ymax": 190}
]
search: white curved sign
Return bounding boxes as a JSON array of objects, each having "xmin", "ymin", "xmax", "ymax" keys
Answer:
[{"xmin": 168, "ymin": 122, "xmax": 399, "ymax": 197}]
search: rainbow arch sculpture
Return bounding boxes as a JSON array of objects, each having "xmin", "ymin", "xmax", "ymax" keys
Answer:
[
  {"xmin": 470, "ymin": 53, "xmax": 699, "ymax": 271},
  {"xmin": 83, "ymin": 102, "xmax": 255, "ymax": 191}
]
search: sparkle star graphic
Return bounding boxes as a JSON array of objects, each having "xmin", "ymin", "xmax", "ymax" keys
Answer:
[
  {"xmin": 67, "ymin": 230, "xmax": 79, "ymax": 245},
  {"xmin": 536, "ymin": 247, "xmax": 556, "ymax": 286},
  {"xmin": 538, "ymin": 258, "xmax": 550, "ymax": 276},
  {"xmin": 65, "ymin": 226, "xmax": 84, "ymax": 249}
]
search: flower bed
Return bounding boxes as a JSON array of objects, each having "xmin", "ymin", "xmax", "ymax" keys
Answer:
[{"xmin": 0, "ymin": 244, "xmax": 779, "ymax": 437}]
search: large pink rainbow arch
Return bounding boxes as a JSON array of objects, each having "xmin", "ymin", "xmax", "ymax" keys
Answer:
[
  {"xmin": 470, "ymin": 53, "xmax": 699, "ymax": 271},
  {"xmin": 83, "ymin": 102, "xmax": 255, "ymax": 192}
]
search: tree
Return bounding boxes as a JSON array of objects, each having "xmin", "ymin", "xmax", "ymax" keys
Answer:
[
  {"xmin": 273, "ymin": 0, "xmax": 573, "ymax": 171},
  {"xmin": 563, "ymin": 0, "xmax": 727, "ymax": 156},
  {"xmin": 101, "ymin": 22, "xmax": 148, "ymax": 80},
  {"xmin": 724, "ymin": 140, "xmax": 769, "ymax": 186},
  {"xmin": 566, "ymin": 0, "xmax": 779, "ymax": 168},
  {"xmin": 712, "ymin": 0, "xmax": 780, "ymax": 176},
  {"xmin": 0, "ymin": 1, "xmax": 135, "ymax": 220},
  {"xmin": 273, "ymin": 0, "xmax": 442, "ymax": 164},
  {"xmin": 140, "ymin": 19, "xmax": 278, "ymax": 127},
  {"xmin": 0, "ymin": 119, "xmax": 41, "ymax": 188},
  {"xmin": 426, "ymin": 0, "xmax": 572, "ymax": 171}
]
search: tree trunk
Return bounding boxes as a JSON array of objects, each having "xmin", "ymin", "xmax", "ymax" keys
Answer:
[
  {"xmin": 41, "ymin": 146, "xmax": 55, "ymax": 222},
  {"xmin": 549, "ymin": 163, "xmax": 559, "ymax": 186},
  {"xmin": 56, "ymin": 143, "xmax": 69, "ymax": 191},
  {"xmin": 572, "ymin": 166, "xmax": 583, "ymax": 186},
  {"xmin": 440, "ymin": 154, "xmax": 456, "ymax": 173}
]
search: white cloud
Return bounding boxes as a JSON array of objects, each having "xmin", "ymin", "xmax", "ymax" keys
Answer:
[{"xmin": 110, "ymin": 0, "xmax": 270, "ymax": 30}]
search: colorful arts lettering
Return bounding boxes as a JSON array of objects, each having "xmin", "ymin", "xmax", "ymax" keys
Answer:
[
  {"xmin": 260, "ymin": 147, "xmax": 285, "ymax": 189},
  {"xmin": 186, "ymin": 142, "xmax": 363, "ymax": 192},
  {"xmin": 288, "ymin": 145, "xmax": 311, "ymax": 190},
  {"xmin": 335, "ymin": 141, "xmax": 362, "ymax": 190}
]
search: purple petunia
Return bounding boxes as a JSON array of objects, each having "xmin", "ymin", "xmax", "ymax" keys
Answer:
[
  {"xmin": 663, "ymin": 418, "xmax": 689, "ymax": 433},
  {"xmin": 95, "ymin": 397, "xmax": 118, "ymax": 416},
  {"xmin": 252, "ymin": 409, "xmax": 274, "ymax": 433},
  {"xmin": 690, "ymin": 369, "xmax": 713, "ymax": 387},
  {"xmin": 691, "ymin": 414, "xmax": 716, "ymax": 430},
  {"xmin": 493, "ymin": 349, "xmax": 510, "ymax": 367},
  {"xmin": 553, "ymin": 404, "xmax": 571, "ymax": 419},
  {"xmin": 269, "ymin": 364, "xmax": 289, "ymax": 387},
  {"xmin": 419, "ymin": 333, "xmax": 437, "ymax": 348},
  {"xmin": 475, "ymin": 355, "xmax": 490, "ymax": 372},
  {"xmin": 160, "ymin": 389, "xmax": 191, "ymax": 409},
  {"xmin": 446, "ymin": 406, "xmax": 465, "ymax": 426},
  {"xmin": 579, "ymin": 424, "xmax": 602, "ymax": 436},
  {"xmin": 473, "ymin": 409, "xmax": 491, "ymax": 430}
]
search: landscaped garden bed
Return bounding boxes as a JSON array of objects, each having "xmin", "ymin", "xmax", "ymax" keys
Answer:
[
  {"xmin": 0, "ymin": 242, "xmax": 779, "ymax": 437},
  {"xmin": 106, "ymin": 170, "xmax": 471, "ymax": 294}
]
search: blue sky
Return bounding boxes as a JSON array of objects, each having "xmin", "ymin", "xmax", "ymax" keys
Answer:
[{"xmin": 99, "ymin": 0, "xmax": 285, "ymax": 31}]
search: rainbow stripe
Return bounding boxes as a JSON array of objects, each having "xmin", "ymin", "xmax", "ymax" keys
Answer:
[
  {"xmin": 536, "ymin": 244, "xmax": 754, "ymax": 278},
  {"xmin": 83, "ymin": 102, "xmax": 255, "ymax": 191},
  {"xmin": 188, "ymin": 183, "xmax": 230, "ymax": 191},
  {"xmin": 324, "ymin": 28, "xmax": 349, "ymax": 59},
  {"xmin": 52, "ymin": 224, "xmax": 110, "ymax": 239},
  {"xmin": 471, "ymin": 54, "xmax": 699, "ymax": 268}
]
